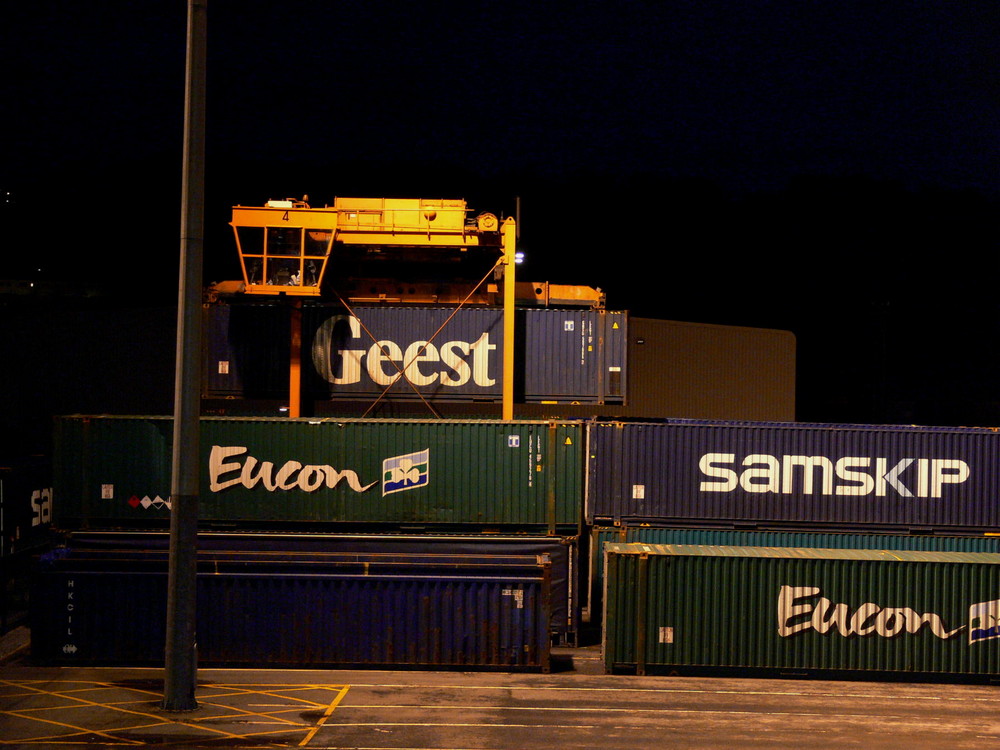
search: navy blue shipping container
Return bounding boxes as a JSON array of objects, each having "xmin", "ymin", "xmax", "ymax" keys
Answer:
[
  {"xmin": 202, "ymin": 302, "xmax": 290, "ymax": 397},
  {"xmin": 31, "ymin": 549, "xmax": 551, "ymax": 671},
  {"xmin": 64, "ymin": 530, "xmax": 582, "ymax": 645},
  {"xmin": 2, "ymin": 455, "xmax": 53, "ymax": 631},
  {"xmin": 1, "ymin": 455, "xmax": 52, "ymax": 558},
  {"xmin": 520, "ymin": 308, "xmax": 626, "ymax": 403},
  {"xmin": 588, "ymin": 419, "xmax": 1000, "ymax": 531},
  {"xmin": 204, "ymin": 303, "xmax": 627, "ymax": 404}
]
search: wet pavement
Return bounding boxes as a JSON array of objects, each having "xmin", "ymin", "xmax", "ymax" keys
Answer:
[{"xmin": 4, "ymin": 627, "xmax": 1000, "ymax": 749}]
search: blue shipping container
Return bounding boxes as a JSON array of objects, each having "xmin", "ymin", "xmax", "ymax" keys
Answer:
[
  {"xmin": 1, "ymin": 455, "xmax": 52, "ymax": 558},
  {"xmin": 204, "ymin": 303, "xmax": 627, "ymax": 404},
  {"xmin": 588, "ymin": 419, "xmax": 1000, "ymax": 531},
  {"xmin": 31, "ymin": 550, "xmax": 552, "ymax": 671},
  {"xmin": 64, "ymin": 530, "xmax": 582, "ymax": 645}
]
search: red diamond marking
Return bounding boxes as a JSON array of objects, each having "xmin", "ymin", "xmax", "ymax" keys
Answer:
[{"xmin": 128, "ymin": 495, "xmax": 141, "ymax": 508}]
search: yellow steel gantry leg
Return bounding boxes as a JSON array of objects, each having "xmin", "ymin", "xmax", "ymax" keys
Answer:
[
  {"xmin": 502, "ymin": 217, "xmax": 516, "ymax": 421},
  {"xmin": 289, "ymin": 300, "xmax": 302, "ymax": 418}
]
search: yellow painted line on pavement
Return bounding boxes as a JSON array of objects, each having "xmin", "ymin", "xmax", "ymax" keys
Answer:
[
  {"xmin": 299, "ymin": 685, "xmax": 351, "ymax": 747},
  {"xmin": 0, "ymin": 679, "xmax": 354, "ymax": 746},
  {"xmin": 0, "ymin": 711, "xmax": 146, "ymax": 746}
]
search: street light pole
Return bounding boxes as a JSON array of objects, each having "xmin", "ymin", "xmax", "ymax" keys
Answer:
[{"xmin": 163, "ymin": 0, "xmax": 207, "ymax": 712}]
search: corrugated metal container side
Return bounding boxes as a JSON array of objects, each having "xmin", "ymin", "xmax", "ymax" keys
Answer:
[
  {"xmin": 522, "ymin": 309, "xmax": 626, "ymax": 403},
  {"xmin": 64, "ymin": 530, "xmax": 582, "ymax": 645},
  {"xmin": 53, "ymin": 416, "xmax": 584, "ymax": 530},
  {"xmin": 1, "ymin": 454, "xmax": 53, "ymax": 631},
  {"xmin": 588, "ymin": 419, "xmax": 1000, "ymax": 531},
  {"xmin": 202, "ymin": 302, "xmax": 290, "ymax": 397},
  {"xmin": 53, "ymin": 416, "xmax": 173, "ymax": 528},
  {"xmin": 603, "ymin": 543, "xmax": 1000, "ymax": 681},
  {"xmin": 31, "ymin": 552, "xmax": 551, "ymax": 671},
  {"xmin": 198, "ymin": 303, "xmax": 629, "ymax": 404},
  {"xmin": 203, "ymin": 313, "xmax": 796, "ymax": 424},
  {"xmin": 305, "ymin": 305, "xmax": 505, "ymax": 400},
  {"xmin": 1, "ymin": 454, "xmax": 52, "ymax": 557},
  {"xmin": 306, "ymin": 305, "xmax": 626, "ymax": 403},
  {"xmin": 589, "ymin": 526, "xmax": 1000, "ymax": 624}
]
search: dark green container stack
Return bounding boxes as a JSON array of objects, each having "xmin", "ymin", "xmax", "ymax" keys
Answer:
[
  {"xmin": 604, "ymin": 543, "xmax": 1000, "ymax": 681},
  {"xmin": 53, "ymin": 415, "xmax": 585, "ymax": 531}
]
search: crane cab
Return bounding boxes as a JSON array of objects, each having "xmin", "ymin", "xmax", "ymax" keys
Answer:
[{"xmin": 231, "ymin": 199, "xmax": 334, "ymax": 297}]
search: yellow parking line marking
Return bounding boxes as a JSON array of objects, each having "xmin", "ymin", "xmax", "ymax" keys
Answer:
[
  {"xmin": 299, "ymin": 685, "xmax": 351, "ymax": 747},
  {"xmin": 0, "ymin": 679, "xmax": 355, "ymax": 746},
  {"xmin": 0, "ymin": 680, "xmax": 349, "ymax": 746},
  {"xmin": 0, "ymin": 710, "xmax": 146, "ymax": 745}
]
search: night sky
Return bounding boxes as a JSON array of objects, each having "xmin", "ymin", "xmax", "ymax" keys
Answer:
[{"xmin": 3, "ymin": 1, "xmax": 999, "ymax": 451}]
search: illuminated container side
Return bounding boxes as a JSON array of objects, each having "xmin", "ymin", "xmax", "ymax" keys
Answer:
[
  {"xmin": 590, "ymin": 527, "xmax": 1000, "ymax": 629},
  {"xmin": 52, "ymin": 415, "xmax": 585, "ymax": 531},
  {"xmin": 203, "ymin": 302, "xmax": 627, "ymax": 404},
  {"xmin": 587, "ymin": 419, "xmax": 1000, "ymax": 531},
  {"xmin": 603, "ymin": 543, "xmax": 1000, "ymax": 681}
]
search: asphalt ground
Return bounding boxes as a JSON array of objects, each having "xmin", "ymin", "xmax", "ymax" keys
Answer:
[{"xmin": 4, "ymin": 628, "xmax": 1000, "ymax": 749}]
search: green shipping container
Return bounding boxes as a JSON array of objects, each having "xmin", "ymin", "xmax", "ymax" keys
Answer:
[
  {"xmin": 589, "ymin": 527, "xmax": 1000, "ymax": 623},
  {"xmin": 53, "ymin": 416, "xmax": 584, "ymax": 531},
  {"xmin": 604, "ymin": 543, "xmax": 1000, "ymax": 681}
]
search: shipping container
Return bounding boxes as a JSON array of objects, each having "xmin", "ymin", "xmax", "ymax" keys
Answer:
[
  {"xmin": 202, "ymin": 301, "xmax": 291, "ymax": 397},
  {"xmin": 53, "ymin": 415, "xmax": 585, "ymax": 531},
  {"xmin": 64, "ymin": 530, "xmax": 583, "ymax": 645},
  {"xmin": 519, "ymin": 308, "xmax": 626, "ymax": 403},
  {"xmin": 603, "ymin": 543, "xmax": 1000, "ymax": 681},
  {"xmin": 1, "ymin": 455, "xmax": 52, "ymax": 558},
  {"xmin": 588, "ymin": 419, "xmax": 1000, "ymax": 531},
  {"xmin": 1, "ymin": 455, "xmax": 53, "ymax": 631},
  {"xmin": 589, "ymin": 526, "xmax": 1000, "ymax": 625},
  {"xmin": 32, "ymin": 549, "xmax": 551, "ymax": 670},
  {"xmin": 203, "ymin": 302, "xmax": 627, "ymax": 404}
]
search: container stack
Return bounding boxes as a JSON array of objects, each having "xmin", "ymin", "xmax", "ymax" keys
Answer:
[
  {"xmin": 33, "ymin": 196, "xmax": 1000, "ymax": 681},
  {"xmin": 589, "ymin": 419, "xmax": 1000, "ymax": 682},
  {"xmin": 38, "ymin": 411, "xmax": 1000, "ymax": 681},
  {"xmin": 39, "ymin": 415, "xmax": 587, "ymax": 666}
]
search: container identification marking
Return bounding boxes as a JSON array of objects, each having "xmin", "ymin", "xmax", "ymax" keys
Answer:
[{"xmin": 502, "ymin": 588, "xmax": 525, "ymax": 608}]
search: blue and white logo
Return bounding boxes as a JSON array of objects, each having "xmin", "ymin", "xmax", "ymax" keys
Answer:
[
  {"xmin": 969, "ymin": 599, "xmax": 1000, "ymax": 644},
  {"xmin": 382, "ymin": 449, "xmax": 429, "ymax": 496}
]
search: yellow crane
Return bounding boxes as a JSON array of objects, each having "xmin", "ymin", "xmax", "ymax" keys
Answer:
[{"xmin": 225, "ymin": 196, "xmax": 518, "ymax": 419}]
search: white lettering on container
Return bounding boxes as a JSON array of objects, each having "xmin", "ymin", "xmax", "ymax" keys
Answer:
[
  {"xmin": 311, "ymin": 314, "xmax": 496, "ymax": 388},
  {"xmin": 777, "ymin": 585, "xmax": 963, "ymax": 640},
  {"xmin": 209, "ymin": 445, "xmax": 377, "ymax": 493},
  {"xmin": 700, "ymin": 453, "xmax": 970, "ymax": 498}
]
